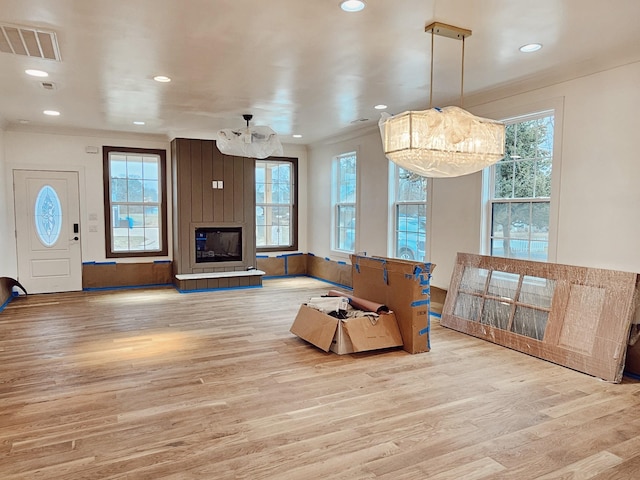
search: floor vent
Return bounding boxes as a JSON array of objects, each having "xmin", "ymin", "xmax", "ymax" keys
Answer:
[{"xmin": 0, "ymin": 23, "xmax": 61, "ymax": 61}]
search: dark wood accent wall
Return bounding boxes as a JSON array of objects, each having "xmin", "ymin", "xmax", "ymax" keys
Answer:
[
  {"xmin": 171, "ymin": 138, "xmax": 256, "ymax": 275},
  {"xmin": 82, "ymin": 262, "xmax": 173, "ymax": 289}
]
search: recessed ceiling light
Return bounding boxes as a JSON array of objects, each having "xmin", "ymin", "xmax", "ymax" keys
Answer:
[
  {"xmin": 25, "ymin": 69, "xmax": 49, "ymax": 77},
  {"xmin": 293, "ymin": 134, "xmax": 302, "ymax": 138},
  {"xmin": 43, "ymin": 110, "xmax": 60, "ymax": 116},
  {"xmin": 519, "ymin": 43, "xmax": 542, "ymax": 53},
  {"xmin": 153, "ymin": 75, "xmax": 171, "ymax": 83},
  {"xmin": 133, "ymin": 121, "xmax": 146, "ymax": 125},
  {"xmin": 374, "ymin": 104, "xmax": 388, "ymax": 110},
  {"xmin": 340, "ymin": 0, "xmax": 365, "ymax": 12}
]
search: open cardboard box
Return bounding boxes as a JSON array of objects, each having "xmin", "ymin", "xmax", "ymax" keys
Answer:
[{"xmin": 290, "ymin": 304, "xmax": 403, "ymax": 354}]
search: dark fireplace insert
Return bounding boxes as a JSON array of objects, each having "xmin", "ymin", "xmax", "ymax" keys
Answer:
[{"xmin": 195, "ymin": 227, "xmax": 242, "ymax": 263}]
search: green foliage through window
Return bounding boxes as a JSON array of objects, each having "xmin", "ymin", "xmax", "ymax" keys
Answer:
[{"xmin": 490, "ymin": 113, "xmax": 554, "ymax": 261}]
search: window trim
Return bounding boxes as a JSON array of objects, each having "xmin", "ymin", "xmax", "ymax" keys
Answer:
[
  {"xmin": 481, "ymin": 98, "xmax": 563, "ymax": 262},
  {"xmin": 332, "ymin": 151, "xmax": 357, "ymax": 254},
  {"xmin": 102, "ymin": 146, "xmax": 168, "ymax": 258},
  {"xmin": 255, "ymin": 156, "xmax": 299, "ymax": 252},
  {"xmin": 388, "ymin": 163, "xmax": 431, "ymax": 262}
]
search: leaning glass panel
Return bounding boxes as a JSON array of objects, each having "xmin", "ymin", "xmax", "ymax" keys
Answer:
[
  {"xmin": 487, "ymin": 271, "xmax": 520, "ymax": 300},
  {"xmin": 519, "ymin": 276, "xmax": 556, "ymax": 308},
  {"xmin": 512, "ymin": 306, "xmax": 549, "ymax": 340},
  {"xmin": 480, "ymin": 299, "xmax": 512, "ymax": 330},
  {"xmin": 460, "ymin": 267, "xmax": 489, "ymax": 294},
  {"xmin": 453, "ymin": 293, "xmax": 482, "ymax": 321}
]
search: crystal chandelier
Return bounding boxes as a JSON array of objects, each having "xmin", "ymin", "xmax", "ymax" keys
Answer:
[{"xmin": 380, "ymin": 22, "xmax": 505, "ymax": 178}]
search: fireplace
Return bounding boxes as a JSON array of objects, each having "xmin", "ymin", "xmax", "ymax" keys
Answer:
[{"xmin": 195, "ymin": 226, "xmax": 242, "ymax": 263}]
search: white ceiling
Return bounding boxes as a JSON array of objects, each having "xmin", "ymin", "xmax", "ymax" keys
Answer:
[{"xmin": 1, "ymin": 0, "xmax": 640, "ymax": 145}]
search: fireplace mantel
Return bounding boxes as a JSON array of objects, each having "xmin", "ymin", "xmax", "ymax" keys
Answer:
[{"xmin": 171, "ymin": 138, "xmax": 257, "ymax": 281}]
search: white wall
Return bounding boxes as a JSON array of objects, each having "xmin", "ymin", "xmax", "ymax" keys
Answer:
[
  {"xmin": 308, "ymin": 60, "xmax": 640, "ymax": 290},
  {"xmin": 307, "ymin": 128, "xmax": 390, "ymax": 262},
  {"xmin": 3, "ymin": 129, "xmax": 170, "ymax": 278},
  {"xmin": 1, "ymin": 131, "xmax": 309, "ymax": 279}
]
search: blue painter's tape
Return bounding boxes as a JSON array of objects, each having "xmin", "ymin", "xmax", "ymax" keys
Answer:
[
  {"xmin": 422, "ymin": 287, "xmax": 431, "ymax": 296},
  {"xmin": 94, "ymin": 261, "xmax": 117, "ymax": 265},
  {"xmin": 419, "ymin": 326, "xmax": 430, "ymax": 336},
  {"xmin": 324, "ymin": 257, "xmax": 331, "ymax": 261},
  {"xmin": 0, "ymin": 295, "xmax": 14, "ymax": 313},
  {"xmin": 282, "ymin": 252, "xmax": 304, "ymax": 257},
  {"xmin": 256, "ymin": 255, "xmax": 269, "ymax": 259},
  {"xmin": 306, "ymin": 275, "xmax": 353, "ymax": 291},
  {"xmin": 430, "ymin": 311, "xmax": 442, "ymax": 319},
  {"xmin": 413, "ymin": 265, "xmax": 423, "ymax": 278},
  {"xmin": 307, "ymin": 252, "xmax": 316, "ymax": 257},
  {"xmin": 337, "ymin": 261, "xmax": 346, "ymax": 265},
  {"xmin": 82, "ymin": 261, "xmax": 96, "ymax": 265},
  {"xmin": 284, "ymin": 255, "xmax": 289, "ymax": 275},
  {"xmin": 411, "ymin": 299, "xmax": 430, "ymax": 307},
  {"xmin": 153, "ymin": 260, "xmax": 171, "ymax": 264},
  {"xmin": 263, "ymin": 274, "xmax": 305, "ymax": 280},
  {"xmin": 624, "ymin": 371, "xmax": 640, "ymax": 381}
]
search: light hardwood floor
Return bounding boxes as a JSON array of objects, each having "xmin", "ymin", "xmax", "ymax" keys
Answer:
[{"xmin": 1, "ymin": 277, "xmax": 640, "ymax": 479}]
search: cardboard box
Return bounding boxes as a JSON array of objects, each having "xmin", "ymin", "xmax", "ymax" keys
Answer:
[
  {"xmin": 351, "ymin": 255, "xmax": 435, "ymax": 354},
  {"xmin": 290, "ymin": 304, "xmax": 403, "ymax": 354}
]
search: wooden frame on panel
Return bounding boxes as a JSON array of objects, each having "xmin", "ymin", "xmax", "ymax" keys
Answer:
[{"xmin": 441, "ymin": 253, "xmax": 638, "ymax": 382}]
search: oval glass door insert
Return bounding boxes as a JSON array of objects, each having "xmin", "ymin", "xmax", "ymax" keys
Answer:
[{"xmin": 34, "ymin": 185, "xmax": 63, "ymax": 247}]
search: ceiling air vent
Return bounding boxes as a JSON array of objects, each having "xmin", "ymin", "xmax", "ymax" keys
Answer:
[
  {"xmin": 41, "ymin": 81, "xmax": 56, "ymax": 90},
  {"xmin": 0, "ymin": 23, "xmax": 61, "ymax": 61}
]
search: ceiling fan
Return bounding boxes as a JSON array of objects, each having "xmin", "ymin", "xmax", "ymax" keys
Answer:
[{"xmin": 215, "ymin": 114, "xmax": 283, "ymax": 159}]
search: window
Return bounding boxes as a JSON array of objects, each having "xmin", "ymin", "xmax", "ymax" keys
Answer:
[
  {"xmin": 255, "ymin": 158, "xmax": 298, "ymax": 251},
  {"xmin": 391, "ymin": 165, "xmax": 428, "ymax": 261},
  {"xmin": 334, "ymin": 152, "xmax": 357, "ymax": 252},
  {"xmin": 486, "ymin": 111, "xmax": 555, "ymax": 261},
  {"xmin": 103, "ymin": 146, "xmax": 168, "ymax": 257}
]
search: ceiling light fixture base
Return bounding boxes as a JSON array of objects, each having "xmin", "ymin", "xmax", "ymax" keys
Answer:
[{"xmin": 216, "ymin": 114, "xmax": 283, "ymax": 159}]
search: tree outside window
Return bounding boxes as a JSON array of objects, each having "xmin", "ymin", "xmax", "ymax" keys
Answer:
[{"xmin": 490, "ymin": 113, "xmax": 554, "ymax": 261}]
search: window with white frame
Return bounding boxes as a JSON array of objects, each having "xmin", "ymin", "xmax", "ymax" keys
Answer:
[
  {"xmin": 255, "ymin": 158, "xmax": 298, "ymax": 251},
  {"xmin": 103, "ymin": 146, "xmax": 168, "ymax": 257},
  {"xmin": 334, "ymin": 152, "xmax": 357, "ymax": 252},
  {"xmin": 487, "ymin": 111, "xmax": 555, "ymax": 261},
  {"xmin": 392, "ymin": 165, "xmax": 427, "ymax": 261}
]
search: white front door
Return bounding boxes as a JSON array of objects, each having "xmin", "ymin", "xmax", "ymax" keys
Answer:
[{"xmin": 13, "ymin": 170, "xmax": 82, "ymax": 293}]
